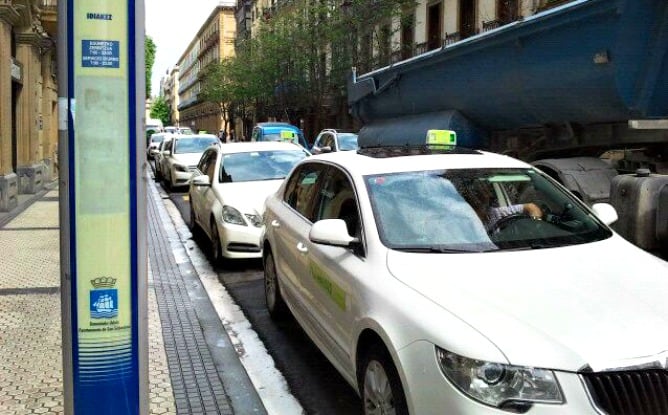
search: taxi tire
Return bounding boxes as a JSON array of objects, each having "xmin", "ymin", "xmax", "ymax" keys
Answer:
[
  {"xmin": 264, "ymin": 249, "xmax": 288, "ymax": 320},
  {"xmin": 188, "ymin": 201, "xmax": 197, "ymax": 232},
  {"xmin": 210, "ymin": 219, "xmax": 224, "ymax": 266},
  {"xmin": 154, "ymin": 163, "xmax": 162, "ymax": 181},
  {"xmin": 359, "ymin": 346, "xmax": 408, "ymax": 415}
]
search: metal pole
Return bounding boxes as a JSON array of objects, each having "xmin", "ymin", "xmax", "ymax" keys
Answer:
[{"xmin": 57, "ymin": 0, "xmax": 73, "ymax": 412}]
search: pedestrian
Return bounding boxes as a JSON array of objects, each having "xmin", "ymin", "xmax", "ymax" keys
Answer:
[
  {"xmin": 219, "ymin": 129, "xmax": 227, "ymax": 142},
  {"xmin": 229, "ymin": 129, "xmax": 236, "ymax": 142}
]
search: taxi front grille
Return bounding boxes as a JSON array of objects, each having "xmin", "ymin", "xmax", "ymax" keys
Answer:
[{"xmin": 581, "ymin": 369, "xmax": 668, "ymax": 415}]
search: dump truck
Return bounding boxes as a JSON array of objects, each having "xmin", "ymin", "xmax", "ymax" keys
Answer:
[{"xmin": 347, "ymin": 0, "xmax": 668, "ymax": 257}]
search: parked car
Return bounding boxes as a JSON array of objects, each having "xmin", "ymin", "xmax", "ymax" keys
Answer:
[
  {"xmin": 251, "ymin": 122, "xmax": 309, "ymax": 149},
  {"xmin": 161, "ymin": 134, "xmax": 219, "ymax": 190},
  {"xmin": 189, "ymin": 141, "xmax": 310, "ymax": 263},
  {"xmin": 162, "ymin": 126, "xmax": 194, "ymax": 135},
  {"xmin": 147, "ymin": 132, "xmax": 172, "ymax": 160},
  {"xmin": 153, "ymin": 135, "xmax": 172, "ymax": 181},
  {"xmin": 311, "ymin": 129, "xmax": 359, "ymax": 154},
  {"xmin": 262, "ymin": 140, "xmax": 668, "ymax": 414}
]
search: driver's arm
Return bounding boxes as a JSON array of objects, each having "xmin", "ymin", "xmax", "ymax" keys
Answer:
[{"xmin": 522, "ymin": 202, "xmax": 543, "ymax": 220}]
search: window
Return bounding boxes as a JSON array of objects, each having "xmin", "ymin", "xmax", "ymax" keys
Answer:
[
  {"xmin": 322, "ymin": 133, "xmax": 334, "ymax": 149},
  {"xmin": 400, "ymin": 12, "xmax": 415, "ymax": 60},
  {"xmin": 197, "ymin": 149, "xmax": 217, "ymax": 182},
  {"xmin": 497, "ymin": 0, "xmax": 519, "ymax": 23},
  {"xmin": 284, "ymin": 163, "xmax": 326, "ymax": 221},
  {"xmin": 427, "ymin": 2, "xmax": 443, "ymax": 51},
  {"xmin": 219, "ymin": 149, "xmax": 308, "ymax": 183},
  {"xmin": 315, "ymin": 168, "xmax": 360, "ymax": 237}
]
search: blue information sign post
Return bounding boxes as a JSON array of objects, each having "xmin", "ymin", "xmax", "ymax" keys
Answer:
[{"xmin": 58, "ymin": 1, "xmax": 147, "ymax": 414}]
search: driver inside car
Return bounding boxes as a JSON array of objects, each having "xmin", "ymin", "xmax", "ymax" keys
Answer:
[{"xmin": 464, "ymin": 180, "xmax": 544, "ymax": 231}]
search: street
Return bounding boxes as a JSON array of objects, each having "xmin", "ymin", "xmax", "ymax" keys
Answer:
[{"xmin": 155, "ymin": 169, "xmax": 363, "ymax": 415}]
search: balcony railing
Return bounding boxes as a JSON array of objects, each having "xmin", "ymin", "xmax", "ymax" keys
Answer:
[
  {"xmin": 482, "ymin": 19, "xmax": 502, "ymax": 32},
  {"xmin": 40, "ymin": 0, "xmax": 57, "ymax": 11},
  {"xmin": 414, "ymin": 42, "xmax": 427, "ymax": 56},
  {"xmin": 443, "ymin": 32, "xmax": 461, "ymax": 46},
  {"xmin": 537, "ymin": 0, "xmax": 574, "ymax": 11}
]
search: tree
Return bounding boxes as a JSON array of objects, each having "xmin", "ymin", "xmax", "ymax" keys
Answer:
[
  {"xmin": 150, "ymin": 96, "xmax": 170, "ymax": 127},
  {"xmin": 199, "ymin": 60, "xmax": 237, "ymax": 133},
  {"xmin": 145, "ymin": 36, "xmax": 156, "ymax": 97}
]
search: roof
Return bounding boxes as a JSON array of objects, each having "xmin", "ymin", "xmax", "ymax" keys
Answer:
[
  {"xmin": 308, "ymin": 148, "xmax": 532, "ymax": 176},
  {"xmin": 256, "ymin": 122, "xmax": 302, "ymax": 132},
  {"xmin": 173, "ymin": 134, "xmax": 218, "ymax": 140},
  {"xmin": 219, "ymin": 141, "xmax": 307, "ymax": 154}
]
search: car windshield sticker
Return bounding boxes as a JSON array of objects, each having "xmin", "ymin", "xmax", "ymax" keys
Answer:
[{"xmin": 309, "ymin": 261, "xmax": 347, "ymax": 310}]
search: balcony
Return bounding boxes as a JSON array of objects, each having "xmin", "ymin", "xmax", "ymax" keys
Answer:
[
  {"xmin": 40, "ymin": 0, "xmax": 58, "ymax": 39},
  {"xmin": 537, "ymin": 0, "xmax": 575, "ymax": 12},
  {"xmin": 443, "ymin": 32, "xmax": 461, "ymax": 46},
  {"xmin": 482, "ymin": 19, "xmax": 502, "ymax": 32}
]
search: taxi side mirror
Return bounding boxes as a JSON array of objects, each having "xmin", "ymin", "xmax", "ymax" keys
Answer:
[{"xmin": 310, "ymin": 219, "xmax": 359, "ymax": 246}]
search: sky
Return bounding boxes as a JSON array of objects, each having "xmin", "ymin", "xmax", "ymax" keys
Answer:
[{"xmin": 145, "ymin": 0, "xmax": 233, "ymax": 97}]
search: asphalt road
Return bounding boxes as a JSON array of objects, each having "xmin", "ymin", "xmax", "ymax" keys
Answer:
[{"xmin": 164, "ymin": 184, "xmax": 363, "ymax": 415}]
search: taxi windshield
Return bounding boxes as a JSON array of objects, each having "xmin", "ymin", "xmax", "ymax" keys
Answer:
[
  {"xmin": 365, "ymin": 168, "xmax": 612, "ymax": 252},
  {"xmin": 220, "ymin": 149, "xmax": 308, "ymax": 182}
]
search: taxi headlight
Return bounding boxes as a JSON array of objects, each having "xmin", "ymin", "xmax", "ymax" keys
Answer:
[
  {"xmin": 174, "ymin": 163, "xmax": 189, "ymax": 172},
  {"xmin": 245, "ymin": 213, "xmax": 263, "ymax": 227},
  {"xmin": 436, "ymin": 347, "xmax": 563, "ymax": 408},
  {"xmin": 222, "ymin": 206, "xmax": 246, "ymax": 226}
]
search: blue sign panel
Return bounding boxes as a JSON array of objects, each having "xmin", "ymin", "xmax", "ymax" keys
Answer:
[
  {"xmin": 66, "ymin": 0, "xmax": 143, "ymax": 413},
  {"xmin": 82, "ymin": 40, "xmax": 120, "ymax": 68},
  {"xmin": 90, "ymin": 288, "xmax": 119, "ymax": 318}
]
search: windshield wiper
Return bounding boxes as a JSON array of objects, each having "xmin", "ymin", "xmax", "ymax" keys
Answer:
[{"xmin": 393, "ymin": 246, "xmax": 494, "ymax": 253}]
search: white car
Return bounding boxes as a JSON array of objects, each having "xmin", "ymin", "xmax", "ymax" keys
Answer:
[
  {"xmin": 161, "ymin": 134, "xmax": 219, "ymax": 190},
  {"xmin": 147, "ymin": 132, "xmax": 172, "ymax": 160},
  {"xmin": 311, "ymin": 129, "xmax": 359, "ymax": 154},
  {"xmin": 153, "ymin": 135, "xmax": 172, "ymax": 181},
  {"xmin": 189, "ymin": 141, "xmax": 310, "ymax": 263},
  {"xmin": 262, "ymin": 145, "xmax": 668, "ymax": 414}
]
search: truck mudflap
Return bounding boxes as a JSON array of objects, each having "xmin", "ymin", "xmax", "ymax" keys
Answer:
[{"xmin": 609, "ymin": 169, "xmax": 668, "ymax": 254}]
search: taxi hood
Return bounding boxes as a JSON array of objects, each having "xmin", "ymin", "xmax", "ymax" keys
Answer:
[
  {"xmin": 172, "ymin": 152, "xmax": 203, "ymax": 167},
  {"xmin": 386, "ymin": 237, "xmax": 668, "ymax": 372},
  {"xmin": 218, "ymin": 180, "xmax": 284, "ymax": 214}
]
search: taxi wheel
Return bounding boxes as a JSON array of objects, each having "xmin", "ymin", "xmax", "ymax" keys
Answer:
[
  {"xmin": 210, "ymin": 219, "xmax": 223, "ymax": 265},
  {"xmin": 264, "ymin": 249, "xmax": 288, "ymax": 320},
  {"xmin": 188, "ymin": 201, "xmax": 197, "ymax": 232},
  {"xmin": 360, "ymin": 347, "xmax": 408, "ymax": 415}
]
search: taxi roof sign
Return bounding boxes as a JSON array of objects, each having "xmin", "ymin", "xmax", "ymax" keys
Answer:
[
  {"xmin": 280, "ymin": 130, "xmax": 297, "ymax": 141},
  {"xmin": 426, "ymin": 129, "xmax": 457, "ymax": 146}
]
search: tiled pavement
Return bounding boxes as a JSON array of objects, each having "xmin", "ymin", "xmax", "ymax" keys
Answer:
[{"xmin": 0, "ymin": 177, "xmax": 265, "ymax": 414}]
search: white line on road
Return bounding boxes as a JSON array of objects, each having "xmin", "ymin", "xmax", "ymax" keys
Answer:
[{"xmin": 161, "ymin": 195, "xmax": 305, "ymax": 415}]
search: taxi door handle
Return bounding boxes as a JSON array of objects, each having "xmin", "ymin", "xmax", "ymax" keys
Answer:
[
  {"xmin": 296, "ymin": 242, "xmax": 308, "ymax": 254},
  {"xmin": 271, "ymin": 220, "xmax": 280, "ymax": 228}
]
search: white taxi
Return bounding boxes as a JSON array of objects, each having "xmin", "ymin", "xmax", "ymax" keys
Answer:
[
  {"xmin": 161, "ymin": 134, "xmax": 219, "ymax": 190},
  {"xmin": 261, "ymin": 136, "xmax": 668, "ymax": 414},
  {"xmin": 189, "ymin": 141, "xmax": 309, "ymax": 263}
]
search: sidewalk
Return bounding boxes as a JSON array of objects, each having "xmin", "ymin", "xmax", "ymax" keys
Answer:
[{"xmin": 0, "ymin": 175, "xmax": 266, "ymax": 414}]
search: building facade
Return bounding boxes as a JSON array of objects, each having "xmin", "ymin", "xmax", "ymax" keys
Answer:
[
  {"xmin": 160, "ymin": 65, "xmax": 180, "ymax": 127},
  {"xmin": 0, "ymin": 0, "xmax": 58, "ymax": 212},
  {"xmin": 177, "ymin": 4, "xmax": 237, "ymax": 136}
]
